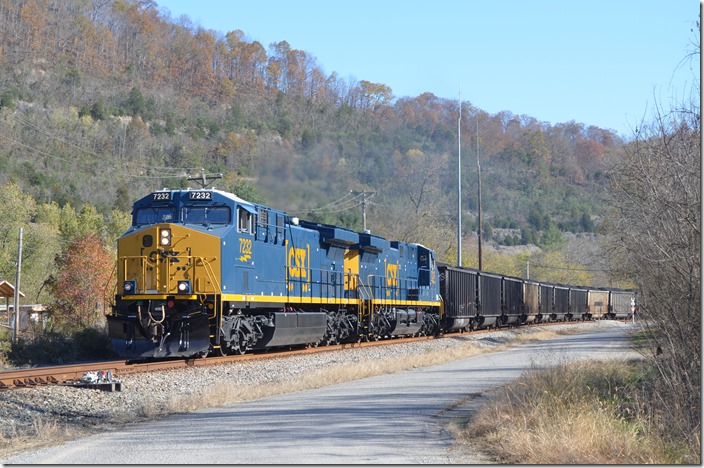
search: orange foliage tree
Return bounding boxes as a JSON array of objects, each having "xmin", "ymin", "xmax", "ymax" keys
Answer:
[{"xmin": 51, "ymin": 234, "xmax": 115, "ymax": 331}]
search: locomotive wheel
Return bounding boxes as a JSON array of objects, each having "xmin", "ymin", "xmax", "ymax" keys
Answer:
[
  {"xmin": 233, "ymin": 331, "xmax": 247, "ymax": 355},
  {"xmin": 217, "ymin": 340, "xmax": 229, "ymax": 356}
]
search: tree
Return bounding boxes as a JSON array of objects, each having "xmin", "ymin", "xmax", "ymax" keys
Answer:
[
  {"xmin": 126, "ymin": 86, "xmax": 146, "ymax": 117},
  {"xmin": 605, "ymin": 60, "xmax": 700, "ymax": 452},
  {"xmin": 0, "ymin": 183, "xmax": 37, "ymax": 285},
  {"xmin": 51, "ymin": 233, "xmax": 115, "ymax": 331},
  {"xmin": 357, "ymin": 80, "xmax": 393, "ymax": 112}
]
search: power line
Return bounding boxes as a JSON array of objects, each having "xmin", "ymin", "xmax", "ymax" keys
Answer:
[
  {"xmin": 351, "ymin": 190, "xmax": 376, "ymax": 232},
  {"xmin": 305, "ymin": 191, "xmax": 357, "ymax": 212},
  {"xmin": 530, "ymin": 263, "xmax": 613, "ymax": 273},
  {"xmin": 290, "ymin": 191, "xmax": 366, "ymax": 216},
  {"xmin": 2, "ymin": 116, "xmax": 210, "ymax": 182}
]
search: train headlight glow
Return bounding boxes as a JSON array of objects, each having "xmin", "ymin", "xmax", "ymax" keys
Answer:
[
  {"xmin": 177, "ymin": 280, "xmax": 191, "ymax": 294},
  {"xmin": 160, "ymin": 228, "xmax": 171, "ymax": 246},
  {"xmin": 123, "ymin": 280, "xmax": 136, "ymax": 294}
]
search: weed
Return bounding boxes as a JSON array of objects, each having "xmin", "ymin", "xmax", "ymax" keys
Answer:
[{"xmin": 462, "ymin": 359, "xmax": 699, "ymax": 464}]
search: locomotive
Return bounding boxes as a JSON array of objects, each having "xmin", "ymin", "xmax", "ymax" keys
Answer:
[
  {"xmin": 107, "ymin": 187, "xmax": 636, "ymax": 360},
  {"xmin": 107, "ymin": 188, "xmax": 441, "ymax": 359}
]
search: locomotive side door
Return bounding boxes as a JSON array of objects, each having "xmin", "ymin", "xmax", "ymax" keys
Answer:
[{"xmin": 235, "ymin": 205, "xmax": 256, "ymax": 292}]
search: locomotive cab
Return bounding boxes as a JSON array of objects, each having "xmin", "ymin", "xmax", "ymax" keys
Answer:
[{"xmin": 109, "ymin": 189, "xmax": 243, "ymax": 359}]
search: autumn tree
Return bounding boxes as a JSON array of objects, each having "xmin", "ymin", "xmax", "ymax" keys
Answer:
[
  {"xmin": 373, "ymin": 149, "xmax": 456, "ymax": 262},
  {"xmin": 357, "ymin": 80, "xmax": 393, "ymax": 113},
  {"xmin": 51, "ymin": 233, "xmax": 115, "ymax": 331}
]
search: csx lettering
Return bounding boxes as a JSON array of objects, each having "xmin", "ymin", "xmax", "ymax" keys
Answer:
[
  {"xmin": 288, "ymin": 247, "xmax": 308, "ymax": 278},
  {"xmin": 386, "ymin": 263, "xmax": 399, "ymax": 288}
]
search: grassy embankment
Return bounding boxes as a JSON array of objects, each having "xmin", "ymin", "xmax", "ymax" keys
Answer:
[{"xmin": 452, "ymin": 358, "xmax": 699, "ymax": 464}]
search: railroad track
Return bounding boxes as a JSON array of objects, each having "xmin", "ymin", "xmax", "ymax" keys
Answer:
[
  {"xmin": 0, "ymin": 334, "xmax": 442, "ymax": 390},
  {"xmin": 0, "ymin": 320, "xmax": 584, "ymax": 391}
]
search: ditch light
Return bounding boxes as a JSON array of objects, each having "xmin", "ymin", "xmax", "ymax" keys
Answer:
[
  {"xmin": 123, "ymin": 280, "xmax": 137, "ymax": 294},
  {"xmin": 177, "ymin": 280, "xmax": 191, "ymax": 294}
]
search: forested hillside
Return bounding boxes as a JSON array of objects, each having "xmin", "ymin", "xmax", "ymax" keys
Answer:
[
  {"xmin": 0, "ymin": 0, "xmax": 624, "ymax": 309},
  {"xmin": 1, "ymin": 0, "xmax": 698, "ymax": 456}
]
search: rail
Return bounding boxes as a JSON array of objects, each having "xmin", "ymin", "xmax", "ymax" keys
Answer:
[{"xmin": 0, "ymin": 334, "xmax": 440, "ymax": 390}]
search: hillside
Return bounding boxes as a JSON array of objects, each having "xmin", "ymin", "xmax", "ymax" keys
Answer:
[{"xmin": 0, "ymin": 0, "xmax": 625, "ymax": 304}]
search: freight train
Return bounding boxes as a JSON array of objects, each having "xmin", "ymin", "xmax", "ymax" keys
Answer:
[{"xmin": 106, "ymin": 188, "xmax": 636, "ymax": 360}]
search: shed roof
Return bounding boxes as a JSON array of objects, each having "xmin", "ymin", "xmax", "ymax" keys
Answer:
[{"xmin": 0, "ymin": 280, "xmax": 25, "ymax": 299}]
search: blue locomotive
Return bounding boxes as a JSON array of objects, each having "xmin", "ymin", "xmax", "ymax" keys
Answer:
[{"xmin": 107, "ymin": 188, "xmax": 442, "ymax": 359}]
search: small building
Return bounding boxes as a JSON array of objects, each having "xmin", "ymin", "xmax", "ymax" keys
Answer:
[{"xmin": 0, "ymin": 280, "xmax": 42, "ymax": 332}]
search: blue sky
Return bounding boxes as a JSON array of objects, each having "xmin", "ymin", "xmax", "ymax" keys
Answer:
[{"xmin": 155, "ymin": 0, "xmax": 698, "ymax": 137}]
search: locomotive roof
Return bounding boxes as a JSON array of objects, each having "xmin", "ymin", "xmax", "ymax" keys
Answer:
[{"xmin": 143, "ymin": 188, "xmax": 277, "ymax": 213}]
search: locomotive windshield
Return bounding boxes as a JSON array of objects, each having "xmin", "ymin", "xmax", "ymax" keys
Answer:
[
  {"xmin": 183, "ymin": 206, "xmax": 231, "ymax": 225},
  {"xmin": 134, "ymin": 207, "xmax": 176, "ymax": 225}
]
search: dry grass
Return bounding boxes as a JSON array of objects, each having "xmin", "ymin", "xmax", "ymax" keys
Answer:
[
  {"xmin": 175, "ymin": 328, "xmax": 575, "ymax": 412},
  {"xmin": 458, "ymin": 359, "xmax": 699, "ymax": 464},
  {"xmin": 165, "ymin": 340, "xmax": 492, "ymax": 412},
  {"xmin": 0, "ymin": 415, "xmax": 92, "ymax": 460}
]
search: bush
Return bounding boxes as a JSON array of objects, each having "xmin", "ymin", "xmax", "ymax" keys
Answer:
[
  {"xmin": 6, "ymin": 327, "xmax": 115, "ymax": 366},
  {"xmin": 72, "ymin": 327, "xmax": 115, "ymax": 360},
  {"xmin": 8, "ymin": 331, "xmax": 74, "ymax": 366},
  {"xmin": 0, "ymin": 327, "xmax": 12, "ymax": 364}
]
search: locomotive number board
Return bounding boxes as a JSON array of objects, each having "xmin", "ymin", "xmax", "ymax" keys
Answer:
[
  {"xmin": 152, "ymin": 192, "xmax": 172, "ymax": 201},
  {"xmin": 188, "ymin": 191, "xmax": 213, "ymax": 200}
]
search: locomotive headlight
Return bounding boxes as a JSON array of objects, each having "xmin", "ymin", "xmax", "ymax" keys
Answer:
[
  {"xmin": 160, "ymin": 228, "xmax": 171, "ymax": 246},
  {"xmin": 177, "ymin": 280, "xmax": 191, "ymax": 294},
  {"xmin": 123, "ymin": 280, "xmax": 137, "ymax": 294}
]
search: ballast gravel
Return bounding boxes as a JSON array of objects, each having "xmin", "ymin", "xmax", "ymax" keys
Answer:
[{"xmin": 0, "ymin": 323, "xmax": 604, "ymax": 458}]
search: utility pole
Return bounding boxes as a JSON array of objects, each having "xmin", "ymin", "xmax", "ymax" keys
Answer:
[
  {"xmin": 187, "ymin": 168, "xmax": 223, "ymax": 189},
  {"xmin": 457, "ymin": 88, "xmax": 462, "ymax": 267},
  {"xmin": 526, "ymin": 260, "xmax": 530, "ymax": 279},
  {"xmin": 476, "ymin": 119, "xmax": 483, "ymax": 271},
  {"xmin": 352, "ymin": 190, "xmax": 375, "ymax": 233},
  {"xmin": 13, "ymin": 227, "xmax": 22, "ymax": 345}
]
